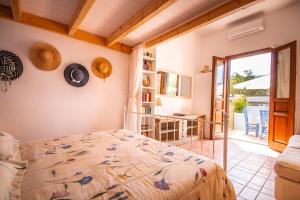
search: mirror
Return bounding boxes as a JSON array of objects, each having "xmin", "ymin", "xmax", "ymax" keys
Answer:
[{"xmin": 156, "ymin": 70, "xmax": 192, "ymax": 98}]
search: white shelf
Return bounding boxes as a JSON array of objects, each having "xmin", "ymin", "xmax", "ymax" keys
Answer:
[
  {"xmin": 142, "ymin": 86, "xmax": 155, "ymax": 90},
  {"xmin": 142, "ymin": 101, "xmax": 155, "ymax": 104},
  {"xmin": 140, "ymin": 114, "xmax": 154, "ymax": 117},
  {"xmin": 141, "ymin": 129, "xmax": 153, "ymax": 132},
  {"xmin": 143, "ymin": 56, "xmax": 156, "ymax": 61},
  {"xmin": 161, "ymin": 129, "xmax": 178, "ymax": 134},
  {"xmin": 140, "ymin": 48, "xmax": 156, "ymax": 138},
  {"xmin": 143, "ymin": 70, "xmax": 156, "ymax": 74}
]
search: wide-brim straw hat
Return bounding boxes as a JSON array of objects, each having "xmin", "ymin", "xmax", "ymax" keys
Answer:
[
  {"xmin": 91, "ymin": 57, "xmax": 112, "ymax": 79},
  {"xmin": 29, "ymin": 42, "xmax": 61, "ymax": 71}
]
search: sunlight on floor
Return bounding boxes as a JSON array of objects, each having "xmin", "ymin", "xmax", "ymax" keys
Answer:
[{"xmin": 178, "ymin": 138, "xmax": 278, "ymax": 200}]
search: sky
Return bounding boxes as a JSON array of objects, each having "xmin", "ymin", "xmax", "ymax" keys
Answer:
[{"xmin": 230, "ymin": 52, "xmax": 271, "ymax": 76}]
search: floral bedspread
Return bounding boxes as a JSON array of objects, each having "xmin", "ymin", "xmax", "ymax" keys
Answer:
[{"xmin": 20, "ymin": 130, "xmax": 236, "ymax": 200}]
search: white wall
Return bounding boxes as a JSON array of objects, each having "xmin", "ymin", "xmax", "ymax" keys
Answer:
[
  {"xmin": 156, "ymin": 32, "xmax": 203, "ymax": 115},
  {"xmin": 196, "ymin": 2, "xmax": 300, "ymax": 135},
  {"xmin": 0, "ymin": 19, "xmax": 130, "ymax": 141}
]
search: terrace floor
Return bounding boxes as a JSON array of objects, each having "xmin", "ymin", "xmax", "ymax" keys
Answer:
[
  {"xmin": 229, "ymin": 129, "xmax": 268, "ymax": 145},
  {"xmin": 177, "ymin": 138, "xmax": 278, "ymax": 200}
]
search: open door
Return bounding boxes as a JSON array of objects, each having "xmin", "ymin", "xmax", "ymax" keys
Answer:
[
  {"xmin": 269, "ymin": 41, "xmax": 297, "ymax": 152},
  {"xmin": 210, "ymin": 56, "xmax": 227, "ymax": 138}
]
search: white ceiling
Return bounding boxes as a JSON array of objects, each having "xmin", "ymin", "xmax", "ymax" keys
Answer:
[
  {"xmin": 120, "ymin": 0, "xmax": 225, "ymax": 46},
  {"xmin": 79, "ymin": 0, "xmax": 151, "ymax": 37},
  {"xmin": 22, "ymin": 0, "xmax": 80, "ymax": 25},
  {"xmin": 0, "ymin": 0, "xmax": 298, "ymax": 47}
]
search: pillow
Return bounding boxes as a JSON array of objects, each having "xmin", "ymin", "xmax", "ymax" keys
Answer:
[
  {"xmin": 0, "ymin": 131, "xmax": 21, "ymax": 161},
  {"xmin": 0, "ymin": 160, "xmax": 27, "ymax": 200}
]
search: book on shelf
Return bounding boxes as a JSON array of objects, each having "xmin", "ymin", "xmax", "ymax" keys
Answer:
[
  {"xmin": 142, "ymin": 92, "xmax": 152, "ymax": 102},
  {"xmin": 139, "ymin": 105, "xmax": 152, "ymax": 114},
  {"xmin": 143, "ymin": 60, "xmax": 153, "ymax": 71}
]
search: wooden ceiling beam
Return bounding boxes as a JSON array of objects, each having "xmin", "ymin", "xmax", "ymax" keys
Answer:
[
  {"xmin": 9, "ymin": 0, "xmax": 22, "ymax": 21},
  {"xmin": 68, "ymin": 0, "xmax": 95, "ymax": 36},
  {"xmin": 106, "ymin": 0, "xmax": 177, "ymax": 47},
  {"xmin": 145, "ymin": 0, "xmax": 258, "ymax": 47},
  {"xmin": 0, "ymin": 5, "xmax": 132, "ymax": 54}
]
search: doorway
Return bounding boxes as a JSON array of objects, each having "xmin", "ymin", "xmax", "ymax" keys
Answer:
[
  {"xmin": 228, "ymin": 52, "xmax": 272, "ymax": 145},
  {"xmin": 211, "ymin": 41, "xmax": 297, "ymax": 152}
]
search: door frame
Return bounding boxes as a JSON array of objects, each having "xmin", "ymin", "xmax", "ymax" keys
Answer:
[{"xmin": 210, "ymin": 47, "xmax": 272, "ymax": 140}]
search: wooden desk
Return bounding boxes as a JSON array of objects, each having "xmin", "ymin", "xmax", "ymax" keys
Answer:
[{"xmin": 155, "ymin": 114, "xmax": 205, "ymax": 142}]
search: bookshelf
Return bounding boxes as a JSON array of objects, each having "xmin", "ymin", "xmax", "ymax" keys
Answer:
[{"xmin": 138, "ymin": 48, "xmax": 156, "ymax": 138}]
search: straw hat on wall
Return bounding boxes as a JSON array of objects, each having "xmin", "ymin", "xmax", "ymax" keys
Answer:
[
  {"xmin": 29, "ymin": 42, "xmax": 61, "ymax": 71},
  {"xmin": 91, "ymin": 57, "xmax": 112, "ymax": 79}
]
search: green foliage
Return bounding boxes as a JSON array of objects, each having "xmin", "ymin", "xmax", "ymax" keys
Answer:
[
  {"xmin": 233, "ymin": 95, "xmax": 248, "ymax": 113},
  {"xmin": 230, "ymin": 70, "xmax": 268, "ymax": 96}
]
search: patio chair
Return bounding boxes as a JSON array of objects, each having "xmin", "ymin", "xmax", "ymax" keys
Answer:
[
  {"xmin": 243, "ymin": 107, "xmax": 259, "ymax": 137},
  {"xmin": 259, "ymin": 110, "xmax": 269, "ymax": 139}
]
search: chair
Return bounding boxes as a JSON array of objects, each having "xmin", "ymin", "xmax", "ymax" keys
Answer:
[
  {"xmin": 259, "ymin": 110, "xmax": 269, "ymax": 139},
  {"xmin": 243, "ymin": 107, "xmax": 259, "ymax": 137}
]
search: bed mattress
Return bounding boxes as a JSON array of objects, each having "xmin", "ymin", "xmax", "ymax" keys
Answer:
[{"xmin": 20, "ymin": 129, "xmax": 235, "ymax": 200}]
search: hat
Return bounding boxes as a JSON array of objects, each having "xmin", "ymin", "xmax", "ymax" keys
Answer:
[
  {"xmin": 200, "ymin": 65, "xmax": 211, "ymax": 73},
  {"xmin": 29, "ymin": 42, "xmax": 61, "ymax": 71},
  {"xmin": 0, "ymin": 50, "xmax": 23, "ymax": 81},
  {"xmin": 91, "ymin": 57, "xmax": 112, "ymax": 79},
  {"xmin": 0, "ymin": 50, "xmax": 23, "ymax": 92},
  {"xmin": 64, "ymin": 63, "xmax": 89, "ymax": 87}
]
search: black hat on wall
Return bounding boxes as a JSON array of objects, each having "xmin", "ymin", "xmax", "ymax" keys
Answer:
[{"xmin": 64, "ymin": 63, "xmax": 89, "ymax": 87}]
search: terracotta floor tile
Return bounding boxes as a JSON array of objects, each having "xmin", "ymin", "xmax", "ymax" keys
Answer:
[
  {"xmin": 256, "ymin": 172, "xmax": 269, "ymax": 179},
  {"xmin": 250, "ymin": 176, "xmax": 267, "ymax": 186},
  {"xmin": 239, "ymin": 187, "xmax": 259, "ymax": 200},
  {"xmin": 229, "ymin": 169, "xmax": 254, "ymax": 182},
  {"xmin": 258, "ymin": 167, "xmax": 272, "ymax": 175},
  {"xmin": 234, "ymin": 166, "xmax": 257, "ymax": 175},
  {"xmin": 178, "ymin": 138, "xmax": 278, "ymax": 199},
  {"xmin": 261, "ymin": 187, "xmax": 274, "ymax": 197},
  {"xmin": 264, "ymin": 179, "xmax": 275, "ymax": 190},
  {"xmin": 256, "ymin": 193, "xmax": 275, "ymax": 200},
  {"xmin": 229, "ymin": 158, "xmax": 241, "ymax": 165},
  {"xmin": 267, "ymin": 175, "xmax": 275, "ymax": 182},
  {"xmin": 247, "ymin": 182, "xmax": 262, "ymax": 191},
  {"xmin": 237, "ymin": 162, "xmax": 261, "ymax": 171},
  {"xmin": 232, "ymin": 181, "xmax": 245, "ymax": 195},
  {"xmin": 229, "ymin": 175, "xmax": 248, "ymax": 185}
]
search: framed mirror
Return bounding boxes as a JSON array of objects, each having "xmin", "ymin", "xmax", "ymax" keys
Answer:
[{"xmin": 156, "ymin": 70, "xmax": 192, "ymax": 98}]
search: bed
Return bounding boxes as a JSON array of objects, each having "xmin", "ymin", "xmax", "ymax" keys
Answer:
[{"xmin": 6, "ymin": 129, "xmax": 235, "ymax": 199}]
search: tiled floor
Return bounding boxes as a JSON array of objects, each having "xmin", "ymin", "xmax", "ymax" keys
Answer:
[
  {"xmin": 177, "ymin": 138, "xmax": 278, "ymax": 200},
  {"xmin": 229, "ymin": 129, "xmax": 268, "ymax": 145}
]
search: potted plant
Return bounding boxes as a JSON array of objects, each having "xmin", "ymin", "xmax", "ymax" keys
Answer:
[{"xmin": 233, "ymin": 95, "xmax": 248, "ymax": 130}]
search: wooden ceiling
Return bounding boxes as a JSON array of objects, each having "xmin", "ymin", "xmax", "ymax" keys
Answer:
[{"xmin": 0, "ymin": 0, "xmax": 260, "ymax": 54}]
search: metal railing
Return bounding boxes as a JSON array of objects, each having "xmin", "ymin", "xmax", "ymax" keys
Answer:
[{"xmin": 124, "ymin": 111, "xmax": 229, "ymax": 172}]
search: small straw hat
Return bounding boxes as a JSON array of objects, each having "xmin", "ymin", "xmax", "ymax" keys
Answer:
[
  {"xmin": 29, "ymin": 42, "xmax": 61, "ymax": 71},
  {"xmin": 91, "ymin": 57, "xmax": 112, "ymax": 79}
]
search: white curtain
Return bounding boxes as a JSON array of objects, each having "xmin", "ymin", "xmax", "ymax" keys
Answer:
[{"xmin": 125, "ymin": 44, "xmax": 144, "ymax": 132}]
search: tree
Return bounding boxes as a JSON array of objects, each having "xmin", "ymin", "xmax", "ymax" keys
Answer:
[{"xmin": 230, "ymin": 69, "xmax": 256, "ymax": 95}]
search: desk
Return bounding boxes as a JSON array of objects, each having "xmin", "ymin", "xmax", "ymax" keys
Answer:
[{"xmin": 155, "ymin": 114, "xmax": 205, "ymax": 142}]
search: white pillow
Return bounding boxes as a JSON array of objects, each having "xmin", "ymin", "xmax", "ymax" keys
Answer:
[
  {"xmin": 0, "ymin": 131, "xmax": 21, "ymax": 161},
  {"xmin": 0, "ymin": 160, "xmax": 27, "ymax": 200}
]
